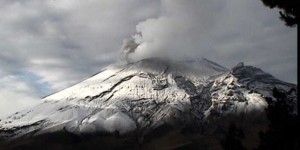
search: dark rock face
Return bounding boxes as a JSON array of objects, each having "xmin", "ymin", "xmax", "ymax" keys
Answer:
[{"xmin": 173, "ymin": 75, "xmax": 212, "ymax": 122}]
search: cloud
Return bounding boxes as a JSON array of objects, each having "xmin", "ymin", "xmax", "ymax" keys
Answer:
[
  {"xmin": 0, "ymin": 0, "xmax": 161, "ymax": 90},
  {"xmin": 0, "ymin": 0, "xmax": 297, "ymax": 116},
  {"xmin": 0, "ymin": 0, "xmax": 161, "ymax": 117},
  {"xmin": 127, "ymin": 0, "xmax": 297, "ymax": 83},
  {"xmin": 0, "ymin": 75, "xmax": 40, "ymax": 117},
  {"xmin": 1, "ymin": 0, "xmax": 296, "ymax": 89}
]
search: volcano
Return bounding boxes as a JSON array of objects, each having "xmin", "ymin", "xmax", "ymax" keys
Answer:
[{"xmin": 0, "ymin": 58, "xmax": 297, "ymax": 150}]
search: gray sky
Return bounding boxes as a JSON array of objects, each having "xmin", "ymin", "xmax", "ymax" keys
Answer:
[{"xmin": 0, "ymin": 0, "xmax": 297, "ymax": 117}]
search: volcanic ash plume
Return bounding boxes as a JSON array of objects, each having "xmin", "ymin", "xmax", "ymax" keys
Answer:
[{"xmin": 120, "ymin": 37, "xmax": 139, "ymax": 63}]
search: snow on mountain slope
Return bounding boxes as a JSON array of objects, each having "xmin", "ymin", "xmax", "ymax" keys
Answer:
[{"xmin": 0, "ymin": 58, "xmax": 296, "ymax": 141}]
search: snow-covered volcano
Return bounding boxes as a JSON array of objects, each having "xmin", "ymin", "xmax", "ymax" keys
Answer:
[{"xmin": 0, "ymin": 58, "xmax": 297, "ymax": 149}]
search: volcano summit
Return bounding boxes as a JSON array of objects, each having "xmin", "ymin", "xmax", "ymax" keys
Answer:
[{"xmin": 0, "ymin": 58, "xmax": 297, "ymax": 150}]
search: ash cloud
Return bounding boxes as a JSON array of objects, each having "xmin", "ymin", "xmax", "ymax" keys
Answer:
[
  {"xmin": 120, "ymin": 37, "xmax": 139, "ymax": 63},
  {"xmin": 119, "ymin": 0, "xmax": 296, "ymax": 84},
  {"xmin": 120, "ymin": 0, "xmax": 227, "ymax": 62}
]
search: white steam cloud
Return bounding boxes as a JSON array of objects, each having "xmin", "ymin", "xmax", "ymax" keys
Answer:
[
  {"xmin": 119, "ymin": 0, "xmax": 296, "ymax": 86},
  {"xmin": 120, "ymin": 0, "xmax": 227, "ymax": 62}
]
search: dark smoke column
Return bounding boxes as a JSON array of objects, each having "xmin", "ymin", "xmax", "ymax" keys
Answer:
[{"xmin": 120, "ymin": 37, "xmax": 139, "ymax": 63}]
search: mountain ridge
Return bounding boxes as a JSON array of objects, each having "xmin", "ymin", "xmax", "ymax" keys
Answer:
[{"xmin": 0, "ymin": 57, "xmax": 297, "ymax": 149}]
